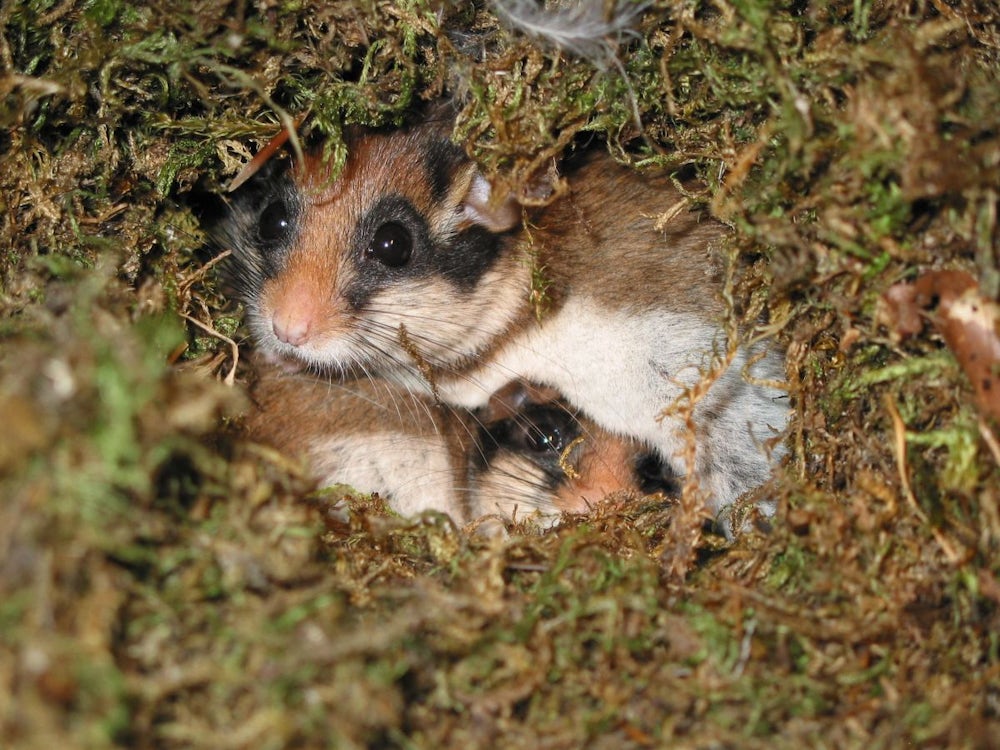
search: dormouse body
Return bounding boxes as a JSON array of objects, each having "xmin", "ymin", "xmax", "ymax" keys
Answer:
[
  {"xmin": 245, "ymin": 368, "xmax": 675, "ymax": 526},
  {"xmin": 245, "ymin": 364, "xmax": 474, "ymax": 519},
  {"xmin": 218, "ymin": 116, "xmax": 788, "ymax": 533}
]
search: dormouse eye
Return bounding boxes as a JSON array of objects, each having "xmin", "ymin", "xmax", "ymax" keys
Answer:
[
  {"xmin": 525, "ymin": 421, "xmax": 563, "ymax": 453},
  {"xmin": 518, "ymin": 409, "xmax": 573, "ymax": 454},
  {"xmin": 367, "ymin": 222, "xmax": 413, "ymax": 267},
  {"xmin": 259, "ymin": 199, "xmax": 292, "ymax": 243}
]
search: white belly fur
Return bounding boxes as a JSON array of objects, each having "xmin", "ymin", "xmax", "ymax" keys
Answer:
[
  {"xmin": 438, "ymin": 298, "xmax": 788, "ymax": 527},
  {"xmin": 308, "ymin": 431, "xmax": 463, "ymax": 518}
]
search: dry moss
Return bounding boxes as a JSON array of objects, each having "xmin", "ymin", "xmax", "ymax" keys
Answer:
[{"xmin": 2, "ymin": 0, "xmax": 999, "ymax": 747}]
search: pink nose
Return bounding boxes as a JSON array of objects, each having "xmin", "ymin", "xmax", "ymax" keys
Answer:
[{"xmin": 272, "ymin": 311, "xmax": 312, "ymax": 347}]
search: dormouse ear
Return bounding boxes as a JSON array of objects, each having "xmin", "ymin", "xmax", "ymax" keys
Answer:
[
  {"xmin": 481, "ymin": 380, "xmax": 564, "ymax": 424},
  {"xmin": 461, "ymin": 171, "xmax": 522, "ymax": 233}
]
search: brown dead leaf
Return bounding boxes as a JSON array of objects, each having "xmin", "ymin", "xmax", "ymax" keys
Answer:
[{"xmin": 882, "ymin": 270, "xmax": 1000, "ymax": 422}]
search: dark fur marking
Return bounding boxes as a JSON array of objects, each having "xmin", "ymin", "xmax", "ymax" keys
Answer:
[
  {"xmin": 439, "ymin": 225, "xmax": 505, "ymax": 290},
  {"xmin": 635, "ymin": 452, "xmax": 682, "ymax": 496},
  {"xmin": 213, "ymin": 157, "xmax": 303, "ymax": 301},
  {"xmin": 422, "ymin": 136, "xmax": 466, "ymax": 204},
  {"xmin": 474, "ymin": 405, "xmax": 581, "ymax": 490},
  {"xmin": 342, "ymin": 194, "xmax": 507, "ymax": 308}
]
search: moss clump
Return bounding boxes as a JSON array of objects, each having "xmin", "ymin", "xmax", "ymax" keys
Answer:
[{"xmin": 2, "ymin": 0, "xmax": 998, "ymax": 747}]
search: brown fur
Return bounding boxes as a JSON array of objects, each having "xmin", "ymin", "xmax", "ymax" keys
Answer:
[
  {"xmin": 554, "ymin": 432, "xmax": 648, "ymax": 513},
  {"xmin": 531, "ymin": 157, "xmax": 725, "ymax": 315},
  {"xmin": 246, "ymin": 366, "xmax": 475, "ymax": 459},
  {"xmin": 245, "ymin": 363, "xmax": 478, "ymax": 518}
]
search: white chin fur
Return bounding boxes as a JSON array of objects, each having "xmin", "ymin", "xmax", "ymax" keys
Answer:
[{"xmin": 249, "ymin": 320, "xmax": 359, "ymax": 373}]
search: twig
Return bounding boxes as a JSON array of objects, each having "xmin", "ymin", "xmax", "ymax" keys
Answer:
[
  {"xmin": 884, "ymin": 394, "xmax": 961, "ymax": 564},
  {"xmin": 179, "ymin": 312, "xmax": 240, "ymax": 387},
  {"xmin": 558, "ymin": 436, "xmax": 585, "ymax": 480},
  {"xmin": 177, "ymin": 249, "xmax": 231, "ymax": 302},
  {"xmin": 979, "ymin": 417, "xmax": 1000, "ymax": 467}
]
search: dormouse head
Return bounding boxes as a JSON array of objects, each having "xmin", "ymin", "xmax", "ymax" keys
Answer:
[
  {"xmin": 215, "ymin": 123, "xmax": 527, "ymax": 375},
  {"xmin": 473, "ymin": 381, "xmax": 681, "ymax": 519}
]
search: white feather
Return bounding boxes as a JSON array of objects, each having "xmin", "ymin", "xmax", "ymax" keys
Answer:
[{"xmin": 491, "ymin": 0, "xmax": 650, "ymax": 70}]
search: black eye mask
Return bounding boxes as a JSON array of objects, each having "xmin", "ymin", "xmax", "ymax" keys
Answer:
[
  {"xmin": 350, "ymin": 192, "xmax": 508, "ymax": 294},
  {"xmin": 208, "ymin": 156, "xmax": 303, "ymax": 297},
  {"xmin": 478, "ymin": 403, "xmax": 683, "ymax": 496},
  {"xmin": 633, "ymin": 452, "xmax": 682, "ymax": 496},
  {"xmin": 491, "ymin": 403, "xmax": 578, "ymax": 458},
  {"xmin": 476, "ymin": 403, "xmax": 581, "ymax": 487}
]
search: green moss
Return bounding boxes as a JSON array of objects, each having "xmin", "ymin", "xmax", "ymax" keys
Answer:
[{"xmin": 2, "ymin": 0, "xmax": 999, "ymax": 746}]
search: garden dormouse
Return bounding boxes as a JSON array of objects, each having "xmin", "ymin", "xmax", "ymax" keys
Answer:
[{"xmin": 218, "ymin": 115, "xmax": 788, "ymax": 533}]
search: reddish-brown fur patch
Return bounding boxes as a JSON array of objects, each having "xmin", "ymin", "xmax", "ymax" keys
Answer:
[
  {"xmin": 554, "ymin": 432, "xmax": 648, "ymax": 513},
  {"xmin": 262, "ymin": 127, "xmax": 457, "ymax": 348}
]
